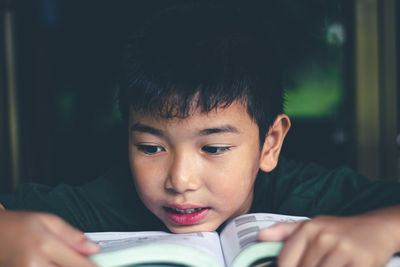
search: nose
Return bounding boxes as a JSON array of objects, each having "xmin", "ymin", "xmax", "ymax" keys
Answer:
[{"xmin": 165, "ymin": 150, "xmax": 201, "ymax": 194}]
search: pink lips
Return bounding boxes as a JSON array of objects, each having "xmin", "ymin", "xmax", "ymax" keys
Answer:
[{"xmin": 164, "ymin": 204, "xmax": 210, "ymax": 225}]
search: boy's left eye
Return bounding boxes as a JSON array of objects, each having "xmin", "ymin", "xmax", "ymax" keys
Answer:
[{"xmin": 202, "ymin": 146, "xmax": 231, "ymax": 155}]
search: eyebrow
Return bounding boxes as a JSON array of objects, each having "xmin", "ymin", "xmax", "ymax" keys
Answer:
[
  {"xmin": 130, "ymin": 123, "xmax": 240, "ymax": 137},
  {"xmin": 198, "ymin": 125, "xmax": 240, "ymax": 136},
  {"xmin": 130, "ymin": 123, "xmax": 164, "ymax": 137}
]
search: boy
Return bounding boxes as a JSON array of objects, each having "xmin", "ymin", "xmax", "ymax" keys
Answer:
[{"xmin": 1, "ymin": 3, "xmax": 400, "ymax": 267}]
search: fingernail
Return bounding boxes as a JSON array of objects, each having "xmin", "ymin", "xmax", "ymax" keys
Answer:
[{"xmin": 83, "ymin": 240, "xmax": 100, "ymax": 253}]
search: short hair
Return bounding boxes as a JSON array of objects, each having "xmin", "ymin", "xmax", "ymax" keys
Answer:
[{"xmin": 118, "ymin": 3, "xmax": 284, "ymax": 142}]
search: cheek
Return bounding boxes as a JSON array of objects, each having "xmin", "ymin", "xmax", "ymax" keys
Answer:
[
  {"xmin": 214, "ymin": 181, "xmax": 248, "ymax": 200},
  {"xmin": 208, "ymin": 152, "xmax": 259, "ymax": 199},
  {"xmin": 130, "ymin": 157, "xmax": 164, "ymax": 200},
  {"xmin": 209, "ymin": 162, "xmax": 257, "ymax": 200}
]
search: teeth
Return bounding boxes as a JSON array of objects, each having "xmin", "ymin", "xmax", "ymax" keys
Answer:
[{"xmin": 168, "ymin": 207, "xmax": 205, "ymax": 214}]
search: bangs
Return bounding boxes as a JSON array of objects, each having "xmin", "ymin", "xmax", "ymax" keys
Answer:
[{"xmin": 124, "ymin": 79, "xmax": 251, "ymax": 119}]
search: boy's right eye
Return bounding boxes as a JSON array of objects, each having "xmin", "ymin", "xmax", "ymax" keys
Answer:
[{"xmin": 136, "ymin": 145, "xmax": 165, "ymax": 155}]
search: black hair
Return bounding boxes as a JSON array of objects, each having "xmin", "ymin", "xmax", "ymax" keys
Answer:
[{"xmin": 118, "ymin": 3, "xmax": 284, "ymax": 142}]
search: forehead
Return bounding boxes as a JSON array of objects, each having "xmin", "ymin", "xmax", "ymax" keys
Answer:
[{"xmin": 129, "ymin": 101, "xmax": 256, "ymax": 131}]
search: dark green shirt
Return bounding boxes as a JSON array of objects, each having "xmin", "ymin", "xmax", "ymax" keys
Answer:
[{"xmin": 1, "ymin": 157, "xmax": 400, "ymax": 232}]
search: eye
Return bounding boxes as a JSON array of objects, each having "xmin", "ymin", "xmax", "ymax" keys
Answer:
[
  {"xmin": 202, "ymin": 146, "xmax": 231, "ymax": 155},
  {"xmin": 136, "ymin": 145, "xmax": 165, "ymax": 155}
]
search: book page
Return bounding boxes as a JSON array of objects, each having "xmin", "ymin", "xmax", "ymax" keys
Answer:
[
  {"xmin": 219, "ymin": 213, "xmax": 308, "ymax": 266},
  {"xmin": 386, "ymin": 257, "xmax": 400, "ymax": 267},
  {"xmin": 86, "ymin": 231, "xmax": 225, "ymax": 266}
]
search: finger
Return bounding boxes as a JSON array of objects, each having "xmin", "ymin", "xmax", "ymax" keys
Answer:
[
  {"xmin": 316, "ymin": 247, "xmax": 351, "ymax": 267},
  {"xmin": 277, "ymin": 222, "xmax": 319, "ymax": 267},
  {"xmin": 258, "ymin": 222, "xmax": 301, "ymax": 241},
  {"xmin": 8, "ymin": 256, "xmax": 53, "ymax": 267},
  {"xmin": 277, "ymin": 234, "xmax": 308, "ymax": 267},
  {"xmin": 45, "ymin": 235, "xmax": 98, "ymax": 267},
  {"xmin": 0, "ymin": 203, "xmax": 5, "ymax": 211},
  {"xmin": 38, "ymin": 214, "xmax": 99, "ymax": 255},
  {"xmin": 298, "ymin": 233, "xmax": 337, "ymax": 267}
]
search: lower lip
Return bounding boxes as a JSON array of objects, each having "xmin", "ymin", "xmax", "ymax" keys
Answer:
[{"xmin": 165, "ymin": 208, "xmax": 210, "ymax": 225}]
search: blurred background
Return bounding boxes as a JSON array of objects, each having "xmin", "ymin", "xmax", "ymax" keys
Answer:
[{"xmin": 0, "ymin": 0, "xmax": 398, "ymax": 193}]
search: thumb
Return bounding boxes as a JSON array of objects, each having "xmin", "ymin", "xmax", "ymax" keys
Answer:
[
  {"xmin": 38, "ymin": 213, "xmax": 99, "ymax": 255},
  {"xmin": 258, "ymin": 222, "xmax": 301, "ymax": 242}
]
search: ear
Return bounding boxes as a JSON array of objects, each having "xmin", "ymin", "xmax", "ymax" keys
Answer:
[{"xmin": 259, "ymin": 114, "xmax": 291, "ymax": 172}]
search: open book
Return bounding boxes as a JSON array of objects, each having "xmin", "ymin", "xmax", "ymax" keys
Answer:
[
  {"xmin": 87, "ymin": 213, "xmax": 305, "ymax": 267},
  {"xmin": 87, "ymin": 213, "xmax": 400, "ymax": 267}
]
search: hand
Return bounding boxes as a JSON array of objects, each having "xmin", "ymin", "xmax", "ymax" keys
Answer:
[
  {"xmin": 0, "ymin": 210, "xmax": 99, "ymax": 267},
  {"xmin": 258, "ymin": 211, "xmax": 400, "ymax": 267}
]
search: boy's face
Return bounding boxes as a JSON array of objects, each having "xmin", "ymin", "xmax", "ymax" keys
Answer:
[{"xmin": 128, "ymin": 101, "xmax": 286, "ymax": 233}]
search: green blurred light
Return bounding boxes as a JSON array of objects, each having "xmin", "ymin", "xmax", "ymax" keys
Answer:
[
  {"xmin": 326, "ymin": 23, "xmax": 345, "ymax": 46},
  {"xmin": 58, "ymin": 90, "xmax": 76, "ymax": 124},
  {"xmin": 93, "ymin": 88, "xmax": 123, "ymax": 135},
  {"xmin": 111, "ymin": 94, "xmax": 122, "ymax": 121},
  {"xmin": 284, "ymin": 67, "xmax": 343, "ymax": 118}
]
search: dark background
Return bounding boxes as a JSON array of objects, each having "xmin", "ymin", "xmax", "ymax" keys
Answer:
[{"xmin": 3, "ymin": 0, "xmax": 357, "ymax": 188}]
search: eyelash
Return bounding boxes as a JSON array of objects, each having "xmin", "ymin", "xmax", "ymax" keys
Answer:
[
  {"xmin": 201, "ymin": 146, "xmax": 232, "ymax": 155},
  {"xmin": 136, "ymin": 145, "xmax": 165, "ymax": 155},
  {"xmin": 136, "ymin": 144, "xmax": 232, "ymax": 155}
]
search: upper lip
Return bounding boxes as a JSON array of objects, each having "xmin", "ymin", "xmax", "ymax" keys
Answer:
[{"xmin": 164, "ymin": 204, "xmax": 208, "ymax": 210}]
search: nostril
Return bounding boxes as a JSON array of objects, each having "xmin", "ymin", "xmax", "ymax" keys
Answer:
[{"xmin": 165, "ymin": 174, "xmax": 201, "ymax": 194}]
